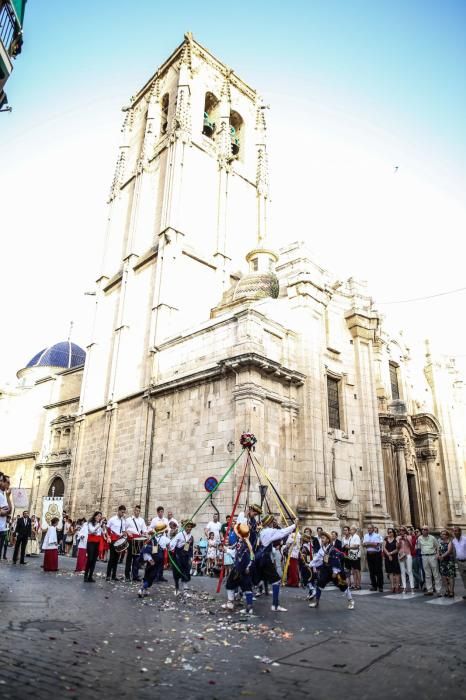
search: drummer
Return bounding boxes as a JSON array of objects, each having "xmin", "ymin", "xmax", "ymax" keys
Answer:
[
  {"xmin": 106, "ymin": 505, "xmax": 127, "ymax": 582},
  {"xmin": 124, "ymin": 505, "xmax": 148, "ymax": 582}
]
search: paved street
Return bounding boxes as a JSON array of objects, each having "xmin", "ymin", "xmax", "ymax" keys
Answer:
[{"xmin": 0, "ymin": 554, "xmax": 465, "ymax": 699}]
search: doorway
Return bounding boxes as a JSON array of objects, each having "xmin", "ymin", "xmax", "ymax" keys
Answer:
[
  {"xmin": 407, "ymin": 473, "xmax": 420, "ymax": 528},
  {"xmin": 48, "ymin": 476, "xmax": 65, "ymax": 497}
]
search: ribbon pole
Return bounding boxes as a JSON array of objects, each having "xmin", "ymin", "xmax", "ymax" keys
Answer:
[{"xmin": 216, "ymin": 451, "xmax": 251, "ymax": 593}]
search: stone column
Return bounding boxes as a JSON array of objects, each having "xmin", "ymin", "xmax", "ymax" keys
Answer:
[
  {"xmin": 423, "ymin": 448, "xmax": 442, "ymax": 529},
  {"xmin": 394, "ymin": 439, "xmax": 411, "ymax": 525}
]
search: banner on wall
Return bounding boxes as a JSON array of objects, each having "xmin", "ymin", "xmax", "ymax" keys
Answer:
[
  {"xmin": 41, "ymin": 497, "xmax": 63, "ymax": 529},
  {"xmin": 11, "ymin": 487, "xmax": 31, "ymax": 510}
]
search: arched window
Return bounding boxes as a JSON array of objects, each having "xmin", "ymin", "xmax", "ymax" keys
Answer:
[
  {"xmin": 160, "ymin": 93, "xmax": 169, "ymax": 134},
  {"xmin": 48, "ymin": 476, "xmax": 65, "ymax": 497},
  {"xmin": 203, "ymin": 92, "xmax": 219, "ymax": 138},
  {"xmin": 229, "ymin": 110, "xmax": 244, "ymax": 157}
]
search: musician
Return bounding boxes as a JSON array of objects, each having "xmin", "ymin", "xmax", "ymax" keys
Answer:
[
  {"xmin": 137, "ymin": 523, "xmax": 170, "ymax": 597},
  {"xmin": 105, "ymin": 505, "xmax": 127, "ymax": 581},
  {"xmin": 124, "ymin": 505, "xmax": 147, "ymax": 582},
  {"xmin": 149, "ymin": 505, "xmax": 169, "ymax": 531},
  {"xmin": 168, "ymin": 520, "xmax": 195, "ymax": 596}
]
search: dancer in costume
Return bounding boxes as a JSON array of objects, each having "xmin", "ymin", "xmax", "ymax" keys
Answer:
[
  {"xmin": 256, "ymin": 515, "xmax": 297, "ymax": 612},
  {"xmin": 223, "ymin": 522, "xmax": 255, "ymax": 614},
  {"xmin": 138, "ymin": 523, "xmax": 170, "ymax": 597},
  {"xmin": 308, "ymin": 531, "xmax": 355, "ymax": 610},
  {"xmin": 168, "ymin": 520, "xmax": 195, "ymax": 596}
]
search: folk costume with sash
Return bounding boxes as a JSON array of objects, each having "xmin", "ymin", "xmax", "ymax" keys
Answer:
[
  {"xmin": 256, "ymin": 518, "xmax": 296, "ymax": 611},
  {"xmin": 308, "ymin": 541, "xmax": 354, "ymax": 609},
  {"xmin": 224, "ymin": 523, "xmax": 255, "ymax": 613},
  {"xmin": 138, "ymin": 524, "xmax": 170, "ymax": 596},
  {"xmin": 168, "ymin": 523, "xmax": 194, "ymax": 593}
]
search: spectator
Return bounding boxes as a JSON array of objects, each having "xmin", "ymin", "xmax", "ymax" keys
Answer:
[
  {"xmin": 451, "ymin": 526, "xmax": 466, "ymax": 599},
  {"xmin": 64, "ymin": 519, "xmax": 75, "ymax": 556},
  {"xmin": 206, "ymin": 532, "xmax": 217, "ymax": 575},
  {"xmin": 0, "ymin": 475, "xmax": 12, "ymax": 559},
  {"xmin": 2, "ymin": 516, "xmax": 11, "ymax": 559},
  {"xmin": 363, "ymin": 524, "xmax": 384, "ymax": 592},
  {"xmin": 316, "ymin": 526, "xmax": 323, "ymax": 546},
  {"xmin": 384, "ymin": 528, "xmax": 401, "ymax": 593},
  {"xmin": 418, "ymin": 525, "xmax": 442, "ymax": 596},
  {"xmin": 42, "ymin": 517, "xmax": 59, "ymax": 572},
  {"xmin": 205, "ymin": 513, "xmax": 221, "ymax": 543},
  {"xmin": 331, "ymin": 531, "xmax": 342, "ymax": 550},
  {"xmin": 166, "ymin": 510, "xmax": 179, "ymax": 527},
  {"xmin": 397, "ymin": 526, "xmax": 415, "ymax": 593},
  {"xmin": 413, "ymin": 527, "xmax": 425, "ymax": 590},
  {"xmin": 13, "ymin": 510, "xmax": 32, "ymax": 566},
  {"xmin": 437, "ymin": 530, "xmax": 455, "ymax": 598},
  {"xmin": 348, "ymin": 526, "xmax": 361, "ymax": 590}
]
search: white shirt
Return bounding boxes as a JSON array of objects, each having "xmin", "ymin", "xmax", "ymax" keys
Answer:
[
  {"xmin": 452, "ymin": 534, "xmax": 466, "ymax": 560},
  {"xmin": 87, "ymin": 522, "xmax": 102, "ymax": 536},
  {"xmin": 126, "ymin": 515, "xmax": 147, "ymax": 537},
  {"xmin": 286, "ymin": 532, "xmax": 301, "ymax": 558},
  {"xmin": 149, "ymin": 516, "xmax": 169, "ymax": 530},
  {"xmin": 309, "ymin": 544, "xmax": 341, "ymax": 574},
  {"xmin": 42, "ymin": 526, "xmax": 58, "ymax": 550},
  {"xmin": 169, "ymin": 530, "xmax": 193, "ymax": 551},
  {"xmin": 260, "ymin": 524, "xmax": 296, "ymax": 548},
  {"xmin": 0, "ymin": 490, "xmax": 9, "ymax": 531},
  {"xmin": 78, "ymin": 523, "xmax": 88, "ymax": 549},
  {"xmin": 206, "ymin": 521, "xmax": 221, "ymax": 542},
  {"xmin": 363, "ymin": 532, "xmax": 383, "ymax": 552},
  {"xmin": 106, "ymin": 515, "xmax": 126, "ymax": 537},
  {"xmin": 348, "ymin": 533, "xmax": 361, "ymax": 557}
]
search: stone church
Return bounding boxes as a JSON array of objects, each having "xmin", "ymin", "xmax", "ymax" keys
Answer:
[{"xmin": 1, "ymin": 34, "xmax": 465, "ymax": 531}]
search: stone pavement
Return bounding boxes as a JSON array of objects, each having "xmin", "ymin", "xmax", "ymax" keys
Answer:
[{"xmin": 0, "ymin": 554, "xmax": 465, "ymax": 699}]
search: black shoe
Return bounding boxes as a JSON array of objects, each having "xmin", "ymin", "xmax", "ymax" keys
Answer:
[
  {"xmin": 20, "ymin": 562, "xmax": 27, "ymax": 566},
  {"xmin": 159, "ymin": 577, "xmax": 168, "ymax": 582},
  {"xmin": 12, "ymin": 561, "xmax": 17, "ymax": 565},
  {"xmin": 106, "ymin": 577, "xmax": 111, "ymax": 582},
  {"xmin": 370, "ymin": 587, "xmax": 377, "ymax": 591},
  {"xmin": 133, "ymin": 577, "xmax": 142, "ymax": 582},
  {"xmin": 378, "ymin": 588, "xmax": 383, "ymax": 592},
  {"xmin": 88, "ymin": 578, "xmax": 96, "ymax": 583},
  {"xmin": 125, "ymin": 577, "xmax": 131, "ymax": 582}
]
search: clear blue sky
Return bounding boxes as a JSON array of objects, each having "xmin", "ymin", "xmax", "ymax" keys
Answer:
[{"xmin": 1, "ymin": 0, "xmax": 466, "ymax": 380}]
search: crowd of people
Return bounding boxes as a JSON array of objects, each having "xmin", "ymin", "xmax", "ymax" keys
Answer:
[{"xmin": 1, "ymin": 472, "xmax": 466, "ymax": 616}]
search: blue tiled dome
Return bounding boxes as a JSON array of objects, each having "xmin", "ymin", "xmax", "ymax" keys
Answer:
[{"xmin": 25, "ymin": 341, "xmax": 86, "ymax": 370}]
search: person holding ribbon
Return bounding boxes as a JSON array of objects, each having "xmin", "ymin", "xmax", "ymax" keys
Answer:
[
  {"xmin": 138, "ymin": 522, "xmax": 170, "ymax": 597},
  {"xmin": 168, "ymin": 520, "xmax": 195, "ymax": 596},
  {"xmin": 255, "ymin": 515, "xmax": 297, "ymax": 612}
]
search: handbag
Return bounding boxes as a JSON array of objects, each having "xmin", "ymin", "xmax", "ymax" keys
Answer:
[{"xmin": 398, "ymin": 550, "xmax": 407, "ymax": 562}]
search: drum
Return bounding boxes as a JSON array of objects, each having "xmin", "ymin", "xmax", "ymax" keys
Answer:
[
  {"xmin": 114, "ymin": 536, "xmax": 128, "ymax": 553},
  {"xmin": 131, "ymin": 537, "xmax": 147, "ymax": 555}
]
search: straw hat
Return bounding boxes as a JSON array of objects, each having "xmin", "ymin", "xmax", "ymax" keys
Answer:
[
  {"xmin": 234, "ymin": 522, "xmax": 250, "ymax": 539},
  {"xmin": 261, "ymin": 514, "xmax": 274, "ymax": 528},
  {"xmin": 249, "ymin": 503, "xmax": 263, "ymax": 515}
]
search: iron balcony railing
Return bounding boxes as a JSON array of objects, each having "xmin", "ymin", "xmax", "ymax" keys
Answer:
[{"xmin": 0, "ymin": 3, "xmax": 18, "ymax": 56}]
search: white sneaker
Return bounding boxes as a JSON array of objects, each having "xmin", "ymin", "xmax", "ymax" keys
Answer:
[
  {"xmin": 347, "ymin": 599, "xmax": 355, "ymax": 610},
  {"xmin": 222, "ymin": 602, "xmax": 234, "ymax": 610},
  {"xmin": 271, "ymin": 605, "xmax": 287, "ymax": 612},
  {"xmin": 309, "ymin": 599, "xmax": 319, "ymax": 608},
  {"xmin": 174, "ymin": 589, "xmax": 180, "ymax": 597},
  {"xmin": 138, "ymin": 588, "xmax": 144, "ymax": 598},
  {"xmin": 410, "ymin": 590, "xmax": 416, "ymax": 594}
]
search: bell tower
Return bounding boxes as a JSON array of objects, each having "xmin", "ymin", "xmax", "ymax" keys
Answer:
[{"xmin": 81, "ymin": 34, "xmax": 271, "ymax": 411}]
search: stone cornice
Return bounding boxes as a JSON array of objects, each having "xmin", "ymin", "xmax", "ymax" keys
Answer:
[
  {"xmin": 43, "ymin": 397, "xmax": 80, "ymax": 410},
  {"xmin": 220, "ymin": 353, "xmax": 305, "ymax": 386},
  {"xmin": 345, "ymin": 308, "xmax": 379, "ymax": 341},
  {"xmin": 0, "ymin": 452, "xmax": 38, "ymax": 462}
]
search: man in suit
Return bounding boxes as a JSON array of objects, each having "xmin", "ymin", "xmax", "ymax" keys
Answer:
[{"xmin": 13, "ymin": 510, "xmax": 32, "ymax": 565}]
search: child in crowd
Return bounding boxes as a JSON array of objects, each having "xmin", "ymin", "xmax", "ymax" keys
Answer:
[{"xmin": 206, "ymin": 532, "xmax": 217, "ymax": 575}]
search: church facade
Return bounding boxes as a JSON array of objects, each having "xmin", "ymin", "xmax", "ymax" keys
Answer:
[{"xmin": 1, "ymin": 35, "xmax": 465, "ymax": 530}]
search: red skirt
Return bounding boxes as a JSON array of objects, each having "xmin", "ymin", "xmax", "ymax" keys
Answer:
[
  {"xmin": 286, "ymin": 558, "xmax": 300, "ymax": 587},
  {"xmin": 98, "ymin": 536, "xmax": 109, "ymax": 559},
  {"xmin": 75, "ymin": 548, "xmax": 87, "ymax": 572},
  {"xmin": 43, "ymin": 549, "xmax": 58, "ymax": 572}
]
